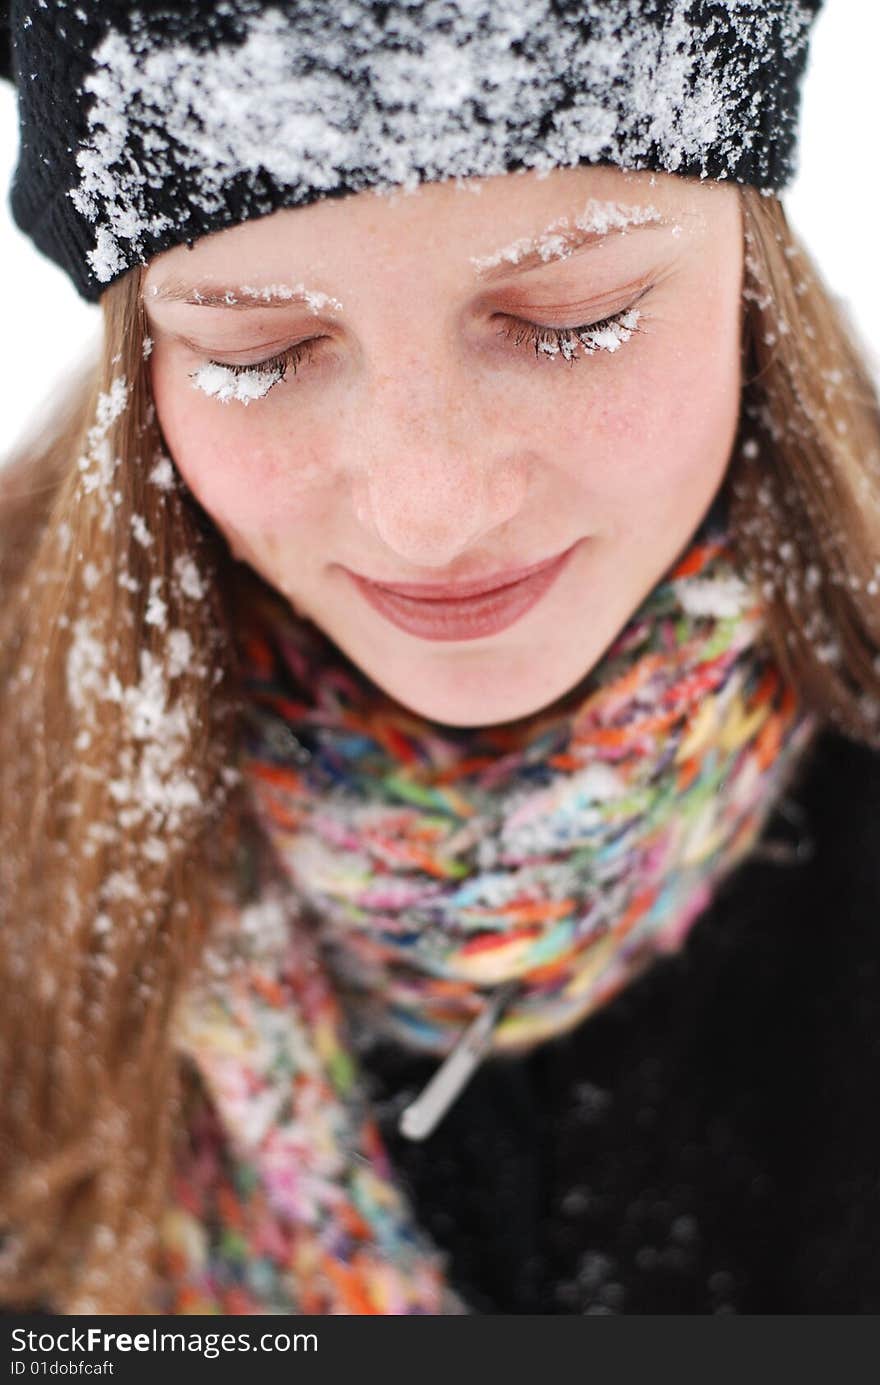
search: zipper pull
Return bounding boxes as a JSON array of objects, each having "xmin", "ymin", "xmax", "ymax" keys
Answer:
[{"xmin": 398, "ymin": 980, "xmax": 522, "ymax": 1142}]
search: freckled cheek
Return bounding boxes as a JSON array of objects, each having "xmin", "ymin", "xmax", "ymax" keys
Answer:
[
  {"xmin": 152, "ymin": 374, "xmax": 331, "ymax": 530},
  {"xmin": 545, "ymin": 328, "xmax": 739, "ymax": 499}
]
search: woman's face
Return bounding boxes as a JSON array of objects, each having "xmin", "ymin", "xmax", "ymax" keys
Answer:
[{"xmin": 144, "ymin": 165, "xmax": 743, "ymax": 726}]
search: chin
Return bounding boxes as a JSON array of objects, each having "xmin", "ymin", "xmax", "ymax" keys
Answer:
[
  {"xmin": 314, "ymin": 607, "xmax": 600, "ymax": 729},
  {"xmin": 371, "ymin": 669, "xmax": 578, "ymax": 730}
]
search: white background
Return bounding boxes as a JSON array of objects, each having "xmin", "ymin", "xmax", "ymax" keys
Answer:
[{"xmin": 1, "ymin": 0, "xmax": 877, "ymax": 456}]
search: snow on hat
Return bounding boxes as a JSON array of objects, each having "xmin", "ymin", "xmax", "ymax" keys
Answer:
[{"xmin": 2, "ymin": 0, "xmax": 823, "ymax": 303}]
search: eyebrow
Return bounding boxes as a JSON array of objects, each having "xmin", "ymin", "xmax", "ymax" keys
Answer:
[
  {"xmin": 147, "ymin": 214, "xmax": 675, "ymax": 308},
  {"xmin": 472, "ymin": 216, "xmax": 674, "ymax": 282},
  {"xmin": 146, "ymin": 282, "xmax": 338, "ymax": 310}
]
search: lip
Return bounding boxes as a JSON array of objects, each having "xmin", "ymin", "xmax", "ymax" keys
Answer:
[
  {"xmin": 344, "ymin": 541, "xmax": 580, "ymax": 642},
  {"xmin": 358, "ymin": 548, "xmax": 574, "ymax": 601}
]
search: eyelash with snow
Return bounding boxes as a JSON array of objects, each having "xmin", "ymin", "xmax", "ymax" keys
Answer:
[
  {"xmin": 189, "ymin": 343, "xmax": 314, "ymax": 405},
  {"xmin": 497, "ymin": 307, "xmax": 644, "ymax": 362},
  {"xmin": 188, "ymin": 306, "xmax": 644, "ymax": 405}
]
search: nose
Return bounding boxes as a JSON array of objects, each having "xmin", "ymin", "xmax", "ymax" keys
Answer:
[{"xmin": 351, "ymin": 364, "xmax": 529, "ymax": 568}]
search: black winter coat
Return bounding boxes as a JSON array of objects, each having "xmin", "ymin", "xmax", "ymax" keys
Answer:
[{"xmin": 359, "ymin": 726, "xmax": 880, "ymax": 1314}]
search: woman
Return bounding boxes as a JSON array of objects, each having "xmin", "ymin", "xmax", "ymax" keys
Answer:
[{"xmin": 2, "ymin": 0, "xmax": 879, "ymax": 1316}]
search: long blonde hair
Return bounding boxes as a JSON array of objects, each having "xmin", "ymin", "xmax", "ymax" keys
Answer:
[{"xmin": 1, "ymin": 187, "xmax": 879, "ymax": 1313}]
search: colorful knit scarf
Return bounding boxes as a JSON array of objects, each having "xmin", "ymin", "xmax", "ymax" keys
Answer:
[{"xmin": 156, "ymin": 506, "xmax": 818, "ymax": 1313}]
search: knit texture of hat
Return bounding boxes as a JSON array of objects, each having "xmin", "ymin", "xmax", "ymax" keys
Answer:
[{"xmin": 2, "ymin": 0, "xmax": 823, "ymax": 303}]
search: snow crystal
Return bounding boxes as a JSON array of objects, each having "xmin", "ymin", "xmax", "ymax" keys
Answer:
[
  {"xmin": 104, "ymin": 672, "xmax": 124, "ymax": 704},
  {"xmin": 101, "ymin": 870, "xmax": 141, "ymax": 903},
  {"xmin": 190, "ymin": 360, "xmax": 285, "ymax": 406},
  {"xmin": 67, "ymin": 608, "xmax": 206, "ymax": 850},
  {"xmin": 471, "ymin": 199, "xmax": 662, "ymax": 272},
  {"xmin": 238, "ymin": 282, "xmax": 343, "ymax": 314},
  {"xmin": 77, "ymin": 437, "xmax": 114, "ymax": 497},
  {"xmin": 173, "ymin": 555, "xmax": 207, "ymax": 602},
  {"xmin": 76, "ymin": 377, "xmax": 128, "ymax": 516},
  {"xmin": 239, "ymin": 894, "xmax": 291, "ymax": 955},
  {"xmin": 116, "ymin": 570, "xmax": 140, "ymax": 595},
  {"xmin": 148, "ymin": 455, "xmax": 175, "ymax": 491},
  {"xmin": 66, "ymin": 617, "xmax": 107, "ymax": 713},
  {"xmin": 815, "ymin": 640, "xmax": 841, "ymax": 666},
  {"xmin": 533, "ymin": 309, "xmax": 642, "ymax": 363},
  {"xmin": 677, "ymin": 574, "xmax": 752, "ymax": 620},
  {"xmin": 579, "ymin": 309, "xmax": 641, "ymax": 354},
  {"xmin": 573, "ymin": 763, "xmax": 627, "ymax": 802},
  {"xmin": 68, "ymin": 2, "xmax": 818, "ymax": 282},
  {"xmin": 108, "ymin": 650, "xmax": 202, "ymax": 831},
  {"xmin": 130, "ymin": 513, "xmax": 152, "ymax": 548},
  {"xmin": 95, "ymin": 376, "xmax": 128, "ymax": 431},
  {"xmin": 143, "ymin": 837, "xmax": 170, "ymax": 864},
  {"xmin": 144, "ymin": 577, "xmax": 168, "ymax": 629},
  {"xmin": 82, "ymin": 562, "xmax": 102, "ymax": 592},
  {"xmin": 166, "ymin": 629, "xmax": 193, "ymax": 679}
]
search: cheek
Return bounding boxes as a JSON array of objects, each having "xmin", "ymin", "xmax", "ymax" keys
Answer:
[
  {"xmin": 151, "ymin": 362, "xmax": 330, "ymax": 532},
  {"xmin": 541, "ymin": 308, "xmax": 740, "ymax": 505}
]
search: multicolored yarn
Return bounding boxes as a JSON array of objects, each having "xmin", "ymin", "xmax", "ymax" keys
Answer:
[
  {"xmin": 157, "ymin": 879, "xmax": 463, "ymax": 1314},
  {"xmin": 235, "ymin": 516, "xmax": 818, "ymax": 1053},
  {"xmin": 157, "ymin": 509, "xmax": 818, "ymax": 1313}
]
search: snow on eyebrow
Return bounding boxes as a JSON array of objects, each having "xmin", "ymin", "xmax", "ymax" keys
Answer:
[
  {"xmin": 237, "ymin": 283, "xmax": 342, "ymax": 313},
  {"xmin": 67, "ymin": 2, "xmax": 817, "ymax": 285},
  {"xmin": 149, "ymin": 281, "xmax": 344, "ymax": 313},
  {"xmin": 470, "ymin": 198, "xmax": 665, "ymax": 273}
]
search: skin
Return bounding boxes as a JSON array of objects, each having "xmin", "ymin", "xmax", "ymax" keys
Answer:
[{"xmin": 144, "ymin": 165, "xmax": 744, "ymax": 726}]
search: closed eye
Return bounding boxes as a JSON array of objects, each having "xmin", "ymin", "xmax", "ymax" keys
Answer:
[
  {"xmin": 497, "ymin": 305, "xmax": 646, "ymax": 364},
  {"xmin": 188, "ymin": 341, "xmax": 318, "ymax": 403},
  {"xmin": 188, "ymin": 290, "xmax": 649, "ymax": 406}
]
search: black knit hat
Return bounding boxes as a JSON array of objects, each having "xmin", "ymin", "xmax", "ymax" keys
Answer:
[{"xmin": 2, "ymin": 1, "xmax": 823, "ymax": 304}]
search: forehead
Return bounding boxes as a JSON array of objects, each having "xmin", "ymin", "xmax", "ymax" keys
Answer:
[{"xmin": 143, "ymin": 164, "xmax": 715, "ymax": 290}]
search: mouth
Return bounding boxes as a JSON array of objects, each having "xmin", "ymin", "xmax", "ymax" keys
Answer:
[{"xmin": 344, "ymin": 542, "xmax": 580, "ymax": 642}]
